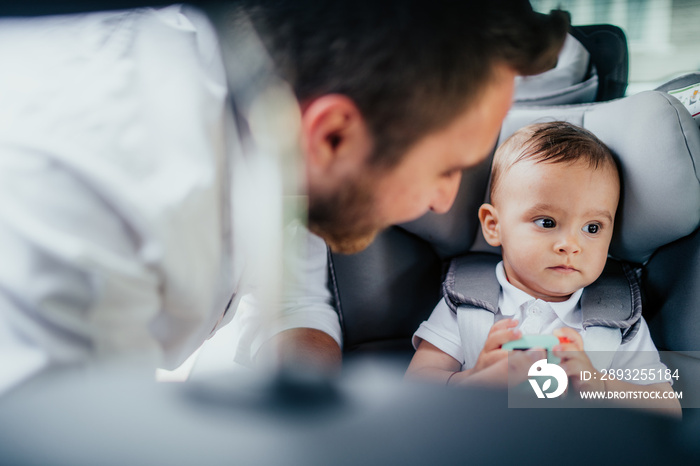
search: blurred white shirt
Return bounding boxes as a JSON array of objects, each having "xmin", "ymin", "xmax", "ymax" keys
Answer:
[{"xmin": 0, "ymin": 5, "xmax": 254, "ymax": 392}]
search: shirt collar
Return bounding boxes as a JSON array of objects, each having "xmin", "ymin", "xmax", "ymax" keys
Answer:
[{"xmin": 495, "ymin": 261, "xmax": 583, "ymax": 328}]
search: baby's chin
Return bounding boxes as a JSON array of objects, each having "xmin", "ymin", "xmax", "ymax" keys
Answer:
[
  {"xmin": 535, "ymin": 292, "xmax": 575, "ymax": 303},
  {"xmin": 505, "ymin": 264, "xmax": 596, "ymax": 302},
  {"xmin": 536, "ymin": 275, "xmax": 600, "ymax": 302},
  {"xmin": 528, "ymin": 283, "xmax": 580, "ymax": 303}
]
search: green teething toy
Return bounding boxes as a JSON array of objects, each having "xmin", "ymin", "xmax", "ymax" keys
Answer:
[{"xmin": 502, "ymin": 334, "xmax": 562, "ymax": 364}]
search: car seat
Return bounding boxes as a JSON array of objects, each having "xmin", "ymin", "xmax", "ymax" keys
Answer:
[
  {"xmin": 569, "ymin": 24, "xmax": 628, "ymax": 101},
  {"xmin": 329, "ymin": 82, "xmax": 700, "ymax": 413},
  {"xmin": 512, "ymin": 24, "xmax": 628, "ymax": 106}
]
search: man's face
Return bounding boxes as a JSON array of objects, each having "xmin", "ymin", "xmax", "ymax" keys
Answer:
[
  {"xmin": 309, "ymin": 64, "xmax": 517, "ymax": 254},
  {"xmin": 486, "ymin": 159, "xmax": 620, "ymax": 302}
]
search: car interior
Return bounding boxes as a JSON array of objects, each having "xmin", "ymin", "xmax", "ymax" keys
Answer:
[
  {"xmin": 330, "ymin": 25, "xmax": 700, "ymax": 418},
  {"xmin": 1, "ymin": 1, "xmax": 699, "ymax": 464}
]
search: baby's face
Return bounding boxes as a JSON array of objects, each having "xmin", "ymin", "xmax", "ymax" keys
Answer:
[{"xmin": 486, "ymin": 159, "xmax": 620, "ymax": 302}]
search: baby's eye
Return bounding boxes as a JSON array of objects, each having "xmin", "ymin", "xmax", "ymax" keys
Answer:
[
  {"xmin": 534, "ymin": 218, "xmax": 556, "ymax": 229},
  {"xmin": 583, "ymin": 223, "xmax": 601, "ymax": 234}
]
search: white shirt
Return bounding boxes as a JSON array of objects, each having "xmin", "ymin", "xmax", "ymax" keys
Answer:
[
  {"xmin": 0, "ymin": 6, "xmax": 257, "ymax": 392},
  {"xmin": 414, "ymin": 262, "xmax": 667, "ymax": 383}
]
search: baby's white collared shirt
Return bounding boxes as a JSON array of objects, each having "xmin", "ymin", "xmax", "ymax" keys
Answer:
[{"xmin": 495, "ymin": 262, "xmax": 583, "ymax": 335}]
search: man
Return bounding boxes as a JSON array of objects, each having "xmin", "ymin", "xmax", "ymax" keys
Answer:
[
  {"xmin": 232, "ymin": 1, "xmax": 569, "ymax": 371},
  {"xmin": 0, "ymin": 1, "xmax": 567, "ymax": 391}
]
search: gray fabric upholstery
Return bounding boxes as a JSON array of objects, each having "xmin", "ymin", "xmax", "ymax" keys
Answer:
[
  {"xmin": 645, "ymin": 224, "xmax": 700, "ymax": 410},
  {"xmin": 512, "ymin": 23, "xmax": 630, "ymax": 106},
  {"xmin": 569, "ymin": 24, "xmax": 628, "ymax": 101},
  {"xmin": 579, "ymin": 261, "xmax": 642, "ymax": 343},
  {"xmin": 442, "ymin": 253, "xmax": 501, "ymax": 314},
  {"xmin": 330, "ymin": 227, "xmax": 442, "ymax": 356},
  {"xmin": 513, "ymin": 33, "xmax": 598, "ymax": 106},
  {"xmin": 645, "ymin": 225, "xmax": 700, "ymax": 352}
]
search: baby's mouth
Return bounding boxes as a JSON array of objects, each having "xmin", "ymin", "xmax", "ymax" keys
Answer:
[{"xmin": 549, "ymin": 265, "xmax": 578, "ymax": 274}]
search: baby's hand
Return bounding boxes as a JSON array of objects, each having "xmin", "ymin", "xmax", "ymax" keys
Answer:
[
  {"xmin": 462, "ymin": 320, "xmax": 550, "ymax": 387},
  {"xmin": 472, "ymin": 318, "xmax": 521, "ymax": 373},
  {"xmin": 552, "ymin": 327, "xmax": 603, "ymax": 392},
  {"xmin": 459, "ymin": 350, "xmax": 544, "ymax": 388}
]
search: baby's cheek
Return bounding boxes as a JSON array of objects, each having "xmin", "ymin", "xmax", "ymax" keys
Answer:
[{"xmin": 587, "ymin": 256, "xmax": 609, "ymax": 286}]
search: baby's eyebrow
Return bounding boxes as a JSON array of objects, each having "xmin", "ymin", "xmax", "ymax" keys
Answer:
[
  {"xmin": 524, "ymin": 203, "xmax": 560, "ymax": 216},
  {"xmin": 584, "ymin": 209, "xmax": 614, "ymax": 223}
]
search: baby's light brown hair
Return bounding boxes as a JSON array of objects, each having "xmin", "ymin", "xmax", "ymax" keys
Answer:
[{"xmin": 489, "ymin": 121, "xmax": 619, "ymax": 205}]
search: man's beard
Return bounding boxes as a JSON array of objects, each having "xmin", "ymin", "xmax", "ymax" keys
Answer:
[{"xmin": 307, "ymin": 171, "xmax": 384, "ymax": 254}]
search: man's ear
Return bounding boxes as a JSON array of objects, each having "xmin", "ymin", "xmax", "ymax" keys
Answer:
[
  {"xmin": 478, "ymin": 203, "xmax": 502, "ymax": 247},
  {"xmin": 300, "ymin": 94, "xmax": 373, "ymax": 177}
]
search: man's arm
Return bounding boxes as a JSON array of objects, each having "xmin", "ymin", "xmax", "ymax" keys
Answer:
[
  {"xmin": 256, "ymin": 328, "xmax": 342, "ymax": 374},
  {"xmin": 231, "ymin": 222, "xmax": 344, "ymax": 372}
]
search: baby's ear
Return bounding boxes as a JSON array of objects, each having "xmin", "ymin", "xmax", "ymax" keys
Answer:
[{"xmin": 478, "ymin": 203, "xmax": 501, "ymax": 247}]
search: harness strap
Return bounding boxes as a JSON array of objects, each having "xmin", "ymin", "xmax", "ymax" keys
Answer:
[
  {"xmin": 455, "ymin": 305, "xmax": 496, "ymax": 369},
  {"xmin": 444, "ymin": 253, "xmax": 642, "ymax": 370},
  {"xmin": 443, "ymin": 253, "xmax": 500, "ymax": 315},
  {"xmin": 580, "ymin": 261, "xmax": 643, "ymax": 344}
]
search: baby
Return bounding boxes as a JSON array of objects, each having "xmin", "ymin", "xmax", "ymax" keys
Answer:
[{"xmin": 406, "ymin": 121, "xmax": 680, "ymax": 414}]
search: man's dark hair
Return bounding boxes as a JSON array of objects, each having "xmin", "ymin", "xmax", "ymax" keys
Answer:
[{"xmin": 245, "ymin": 0, "xmax": 569, "ymax": 168}]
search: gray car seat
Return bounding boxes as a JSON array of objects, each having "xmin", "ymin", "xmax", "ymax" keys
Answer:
[
  {"xmin": 513, "ymin": 32, "xmax": 599, "ymax": 106},
  {"xmin": 329, "ymin": 86, "xmax": 700, "ymax": 414},
  {"xmin": 513, "ymin": 24, "xmax": 628, "ymax": 106},
  {"xmin": 569, "ymin": 24, "xmax": 628, "ymax": 101}
]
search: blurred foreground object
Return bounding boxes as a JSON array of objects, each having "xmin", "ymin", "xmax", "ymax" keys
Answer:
[
  {"xmin": 0, "ymin": 358, "xmax": 695, "ymax": 465},
  {"xmin": 0, "ymin": 3, "xmax": 300, "ymax": 391}
]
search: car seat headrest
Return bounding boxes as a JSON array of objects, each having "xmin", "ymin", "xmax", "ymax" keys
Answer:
[
  {"xmin": 403, "ymin": 91, "xmax": 700, "ymax": 265},
  {"xmin": 513, "ymin": 33, "xmax": 598, "ymax": 106},
  {"xmin": 499, "ymin": 91, "xmax": 700, "ymax": 264}
]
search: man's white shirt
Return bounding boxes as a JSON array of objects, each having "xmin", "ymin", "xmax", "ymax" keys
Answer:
[{"xmin": 0, "ymin": 5, "xmax": 253, "ymax": 392}]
